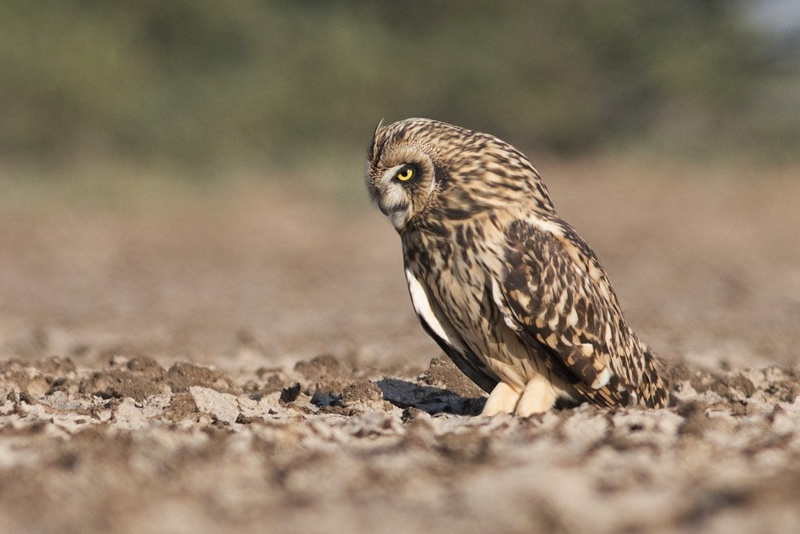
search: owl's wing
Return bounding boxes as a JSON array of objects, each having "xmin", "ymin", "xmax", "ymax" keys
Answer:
[
  {"xmin": 405, "ymin": 269, "xmax": 500, "ymax": 394},
  {"xmin": 488, "ymin": 217, "xmax": 634, "ymax": 407}
]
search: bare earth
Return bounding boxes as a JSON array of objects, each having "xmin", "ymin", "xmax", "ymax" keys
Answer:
[{"xmin": 1, "ymin": 159, "xmax": 800, "ymax": 534}]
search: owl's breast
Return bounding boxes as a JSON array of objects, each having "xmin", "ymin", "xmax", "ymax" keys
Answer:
[{"xmin": 405, "ymin": 228, "xmax": 547, "ymax": 388}]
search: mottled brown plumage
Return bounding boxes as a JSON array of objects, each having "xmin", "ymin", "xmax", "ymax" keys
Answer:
[{"xmin": 365, "ymin": 118, "xmax": 667, "ymax": 415}]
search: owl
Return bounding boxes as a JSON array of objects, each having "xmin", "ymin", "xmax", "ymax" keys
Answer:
[{"xmin": 365, "ymin": 118, "xmax": 668, "ymax": 416}]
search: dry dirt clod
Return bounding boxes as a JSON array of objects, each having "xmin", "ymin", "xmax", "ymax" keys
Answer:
[{"xmin": 280, "ymin": 383, "xmax": 301, "ymax": 404}]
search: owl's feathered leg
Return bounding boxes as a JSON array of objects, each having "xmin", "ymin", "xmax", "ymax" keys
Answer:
[
  {"xmin": 515, "ymin": 374, "xmax": 560, "ymax": 417},
  {"xmin": 481, "ymin": 382, "xmax": 521, "ymax": 416}
]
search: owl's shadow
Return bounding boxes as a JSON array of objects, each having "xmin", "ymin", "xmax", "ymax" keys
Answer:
[{"xmin": 377, "ymin": 377, "xmax": 486, "ymax": 416}]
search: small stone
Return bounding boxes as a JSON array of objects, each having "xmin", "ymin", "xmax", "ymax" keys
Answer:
[{"xmin": 189, "ymin": 386, "xmax": 240, "ymax": 425}]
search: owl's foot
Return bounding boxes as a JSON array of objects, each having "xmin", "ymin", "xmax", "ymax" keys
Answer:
[{"xmin": 481, "ymin": 382, "xmax": 521, "ymax": 416}]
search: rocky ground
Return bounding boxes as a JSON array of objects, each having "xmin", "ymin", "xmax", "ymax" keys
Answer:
[{"xmin": 1, "ymin": 158, "xmax": 799, "ymax": 534}]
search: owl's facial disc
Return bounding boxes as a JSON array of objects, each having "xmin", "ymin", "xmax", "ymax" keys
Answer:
[
  {"xmin": 367, "ymin": 131, "xmax": 437, "ymax": 232},
  {"xmin": 375, "ymin": 163, "xmax": 420, "ymax": 230}
]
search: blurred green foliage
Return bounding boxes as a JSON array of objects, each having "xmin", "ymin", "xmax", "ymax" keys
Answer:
[{"xmin": 0, "ymin": 0, "xmax": 797, "ymax": 170}]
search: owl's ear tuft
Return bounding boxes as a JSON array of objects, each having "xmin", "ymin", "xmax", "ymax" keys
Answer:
[{"xmin": 367, "ymin": 118, "xmax": 386, "ymax": 164}]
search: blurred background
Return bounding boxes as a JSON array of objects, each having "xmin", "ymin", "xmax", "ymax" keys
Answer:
[
  {"xmin": 0, "ymin": 0, "xmax": 799, "ymax": 371},
  {"xmin": 1, "ymin": 0, "xmax": 799, "ymax": 183}
]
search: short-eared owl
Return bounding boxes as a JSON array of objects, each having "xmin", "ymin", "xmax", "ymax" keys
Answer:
[{"xmin": 366, "ymin": 118, "xmax": 667, "ymax": 416}]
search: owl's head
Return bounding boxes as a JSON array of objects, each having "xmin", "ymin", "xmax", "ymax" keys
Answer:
[
  {"xmin": 365, "ymin": 118, "xmax": 554, "ymax": 233},
  {"xmin": 365, "ymin": 118, "xmax": 441, "ymax": 231}
]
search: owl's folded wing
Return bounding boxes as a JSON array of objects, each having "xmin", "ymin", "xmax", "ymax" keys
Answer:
[{"xmin": 488, "ymin": 218, "xmax": 634, "ymax": 407}]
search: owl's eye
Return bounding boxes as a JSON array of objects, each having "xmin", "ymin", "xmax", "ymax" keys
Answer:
[{"xmin": 394, "ymin": 164, "xmax": 416, "ymax": 182}]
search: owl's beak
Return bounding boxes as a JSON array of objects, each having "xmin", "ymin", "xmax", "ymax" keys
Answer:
[{"xmin": 376, "ymin": 197, "xmax": 391, "ymax": 217}]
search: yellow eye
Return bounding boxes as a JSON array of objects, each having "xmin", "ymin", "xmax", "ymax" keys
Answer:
[{"xmin": 395, "ymin": 165, "xmax": 415, "ymax": 182}]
